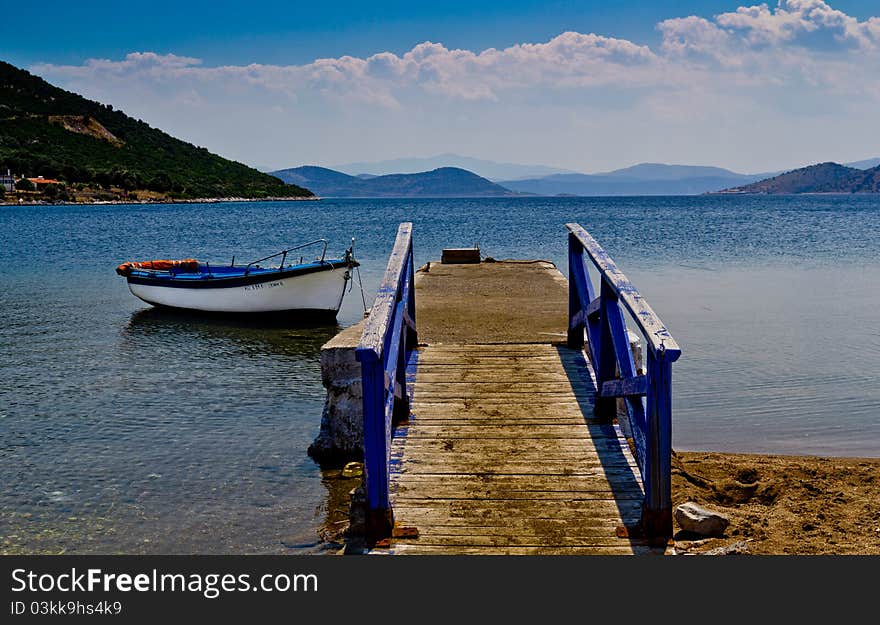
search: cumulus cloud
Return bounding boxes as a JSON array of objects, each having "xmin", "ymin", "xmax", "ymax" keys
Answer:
[
  {"xmin": 715, "ymin": 0, "xmax": 880, "ymax": 49},
  {"xmin": 33, "ymin": 1, "xmax": 880, "ymax": 110},
  {"xmin": 33, "ymin": 32, "xmax": 661, "ymax": 107}
]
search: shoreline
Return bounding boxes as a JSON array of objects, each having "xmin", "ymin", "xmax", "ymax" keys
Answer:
[{"xmin": 0, "ymin": 195, "xmax": 319, "ymax": 206}]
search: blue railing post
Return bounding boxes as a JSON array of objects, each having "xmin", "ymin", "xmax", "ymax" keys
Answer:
[
  {"xmin": 594, "ymin": 279, "xmax": 619, "ymax": 420},
  {"xmin": 643, "ymin": 349, "xmax": 673, "ymax": 537},
  {"xmin": 567, "ymin": 233, "xmax": 585, "ymax": 349},
  {"xmin": 358, "ymin": 347, "xmax": 393, "ymax": 538},
  {"xmin": 406, "ymin": 239, "xmax": 418, "ymax": 346}
]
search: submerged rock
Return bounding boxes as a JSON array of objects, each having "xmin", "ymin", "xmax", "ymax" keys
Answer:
[
  {"xmin": 674, "ymin": 502, "xmax": 730, "ymax": 537},
  {"xmin": 342, "ymin": 462, "xmax": 364, "ymax": 478}
]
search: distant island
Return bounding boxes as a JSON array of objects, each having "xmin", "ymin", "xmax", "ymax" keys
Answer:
[
  {"xmin": 271, "ymin": 165, "xmax": 518, "ymax": 198},
  {"xmin": 330, "ymin": 153, "xmax": 576, "ymax": 181},
  {"xmin": 718, "ymin": 162, "xmax": 880, "ymax": 194},
  {"xmin": 499, "ymin": 163, "xmax": 769, "ymax": 196},
  {"xmin": 0, "ymin": 60, "xmax": 313, "ymax": 203},
  {"xmin": 317, "ymin": 156, "xmax": 880, "ymax": 196}
]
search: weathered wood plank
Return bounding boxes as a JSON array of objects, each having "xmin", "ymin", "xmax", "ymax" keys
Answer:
[
  {"xmin": 392, "ymin": 460, "xmax": 638, "ymax": 474},
  {"xmin": 389, "ymin": 499, "xmax": 643, "ymax": 517},
  {"xmin": 393, "ymin": 438, "xmax": 631, "ymax": 452},
  {"xmin": 393, "ymin": 488, "xmax": 643, "ymax": 501},
  {"xmin": 396, "ymin": 424, "xmax": 625, "ymax": 438},
  {"xmin": 384, "ymin": 544, "xmax": 663, "ymax": 555},
  {"xmin": 357, "ymin": 222, "xmax": 413, "ymax": 356},
  {"xmin": 414, "ymin": 371, "xmax": 593, "ymax": 383},
  {"xmin": 390, "ymin": 469, "xmax": 641, "ymax": 481},
  {"xmin": 414, "ymin": 382, "xmax": 594, "ymax": 390},
  {"xmin": 388, "ymin": 514, "xmax": 637, "ymax": 529},
  {"xmin": 390, "ymin": 534, "xmax": 655, "ymax": 548},
  {"xmin": 600, "ymin": 375, "xmax": 647, "ymax": 397},
  {"xmin": 393, "ymin": 454, "xmax": 639, "ymax": 469},
  {"xmin": 381, "ymin": 341, "xmax": 645, "ymax": 555}
]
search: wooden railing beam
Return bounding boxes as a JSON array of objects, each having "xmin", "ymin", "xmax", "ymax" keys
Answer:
[
  {"xmin": 600, "ymin": 375, "xmax": 647, "ymax": 398},
  {"xmin": 356, "ymin": 222, "xmax": 415, "ymax": 542},
  {"xmin": 565, "ymin": 223, "xmax": 681, "ymax": 361}
]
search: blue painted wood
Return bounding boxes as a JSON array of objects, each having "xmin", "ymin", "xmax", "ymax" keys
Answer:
[
  {"xmin": 358, "ymin": 350, "xmax": 389, "ymax": 514},
  {"xmin": 606, "ymin": 289, "xmax": 637, "ymax": 380},
  {"xmin": 405, "ymin": 238, "xmax": 418, "ymax": 345},
  {"xmin": 567, "ymin": 233, "xmax": 586, "ymax": 349},
  {"xmin": 594, "ymin": 279, "xmax": 619, "ymax": 419},
  {"xmin": 585, "ymin": 296, "xmax": 601, "ymax": 320},
  {"xmin": 600, "ymin": 375, "xmax": 647, "ymax": 397},
  {"xmin": 629, "ymin": 397, "xmax": 649, "ymax": 483},
  {"xmin": 565, "ymin": 222, "xmax": 679, "ymax": 537},
  {"xmin": 355, "ymin": 222, "xmax": 416, "ymax": 539},
  {"xmin": 566, "ymin": 223, "xmax": 681, "ymax": 361},
  {"xmin": 644, "ymin": 349, "xmax": 673, "ymax": 536}
]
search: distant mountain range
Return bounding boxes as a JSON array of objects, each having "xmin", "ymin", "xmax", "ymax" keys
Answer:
[
  {"xmin": 269, "ymin": 157, "xmax": 880, "ymax": 198},
  {"xmin": 271, "ymin": 166, "xmax": 517, "ymax": 197},
  {"xmin": 720, "ymin": 162, "xmax": 880, "ymax": 194},
  {"xmin": 845, "ymin": 157, "xmax": 880, "ymax": 170},
  {"xmin": 499, "ymin": 163, "xmax": 768, "ymax": 196},
  {"xmin": 331, "ymin": 153, "xmax": 575, "ymax": 181}
]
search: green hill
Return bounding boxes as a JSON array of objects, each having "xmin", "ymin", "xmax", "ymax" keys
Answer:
[
  {"xmin": 720, "ymin": 162, "xmax": 880, "ymax": 194},
  {"xmin": 0, "ymin": 60, "xmax": 313, "ymax": 200}
]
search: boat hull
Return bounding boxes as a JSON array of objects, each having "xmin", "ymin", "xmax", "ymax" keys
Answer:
[{"xmin": 128, "ymin": 265, "xmax": 351, "ymax": 314}]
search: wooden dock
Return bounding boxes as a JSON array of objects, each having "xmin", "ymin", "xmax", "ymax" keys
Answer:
[
  {"xmin": 383, "ymin": 262, "xmax": 653, "ymax": 553},
  {"xmin": 355, "ymin": 224, "xmax": 680, "ymax": 555}
]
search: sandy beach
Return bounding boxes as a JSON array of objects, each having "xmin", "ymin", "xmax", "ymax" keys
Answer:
[{"xmin": 672, "ymin": 451, "xmax": 880, "ymax": 554}]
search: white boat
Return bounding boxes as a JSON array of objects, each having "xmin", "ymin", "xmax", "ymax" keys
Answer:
[{"xmin": 116, "ymin": 239, "xmax": 357, "ymax": 318}]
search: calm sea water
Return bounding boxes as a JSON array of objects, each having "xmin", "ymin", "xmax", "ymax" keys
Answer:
[{"xmin": 1, "ymin": 195, "xmax": 879, "ymax": 553}]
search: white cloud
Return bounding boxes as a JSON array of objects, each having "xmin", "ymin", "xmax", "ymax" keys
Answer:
[
  {"xmin": 34, "ymin": 32, "xmax": 661, "ymax": 106},
  {"xmin": 27, "ymin": 1, "xmax": 880, "ymax": 172},
  {"xmin": 714, "ymin": 0, "xmax": 880, "ymax": 49}
]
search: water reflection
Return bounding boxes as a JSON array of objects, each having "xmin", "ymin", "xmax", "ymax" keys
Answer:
[{"xmin": 123, "ymin": 307, "xmax": 341, "ymax": 361}]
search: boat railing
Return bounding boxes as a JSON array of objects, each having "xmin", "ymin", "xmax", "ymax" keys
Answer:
[
  {"xmin": 566, "ymin": 223, "xmax": 681, "ymax": 537},
  {"xmin": 243, "ymin": 239, "xmax": 328, "ymax": 275}
]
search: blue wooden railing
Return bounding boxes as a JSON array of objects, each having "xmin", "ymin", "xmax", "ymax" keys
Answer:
[
  {"xmin": 566, "ymin": 223, "xmax": 681, "ymax": 537},
  {"xmin": 356, "ymin": 222, "xmax": 417, "ymax": 539}
]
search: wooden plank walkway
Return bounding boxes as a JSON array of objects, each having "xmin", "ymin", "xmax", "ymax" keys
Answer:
[{"xmin": 372, "ymin": 261, "xmax": 666, "ymax": 554}]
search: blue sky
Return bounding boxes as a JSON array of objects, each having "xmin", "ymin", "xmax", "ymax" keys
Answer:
[
  {"xmin": 4, "ymin": 1, "xmax": 880, "ymax": 172},
  {"xmin": 5, "ymin": 1, "xmax": 876, "ymax": 66}
]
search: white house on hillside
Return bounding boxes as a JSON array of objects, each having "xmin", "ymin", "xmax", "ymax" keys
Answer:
[{"xmin": 0, "ymin": 169, "xmax": 14, "ymax": 192}]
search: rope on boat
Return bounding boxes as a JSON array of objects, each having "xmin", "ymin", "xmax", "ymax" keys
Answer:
[{"xmin": 355, "ymin": 264, "xmax": 368, "ymax": 314}]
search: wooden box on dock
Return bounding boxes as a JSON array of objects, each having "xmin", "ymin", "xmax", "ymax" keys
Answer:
[{"xmin": 441, "ymin": 247, "xmax": 481, "ymax": 264}]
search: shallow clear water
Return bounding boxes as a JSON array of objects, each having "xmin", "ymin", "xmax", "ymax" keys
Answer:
[{"xmin": 1, "ymin": 195, "xmax": 879, "ymax": 553}]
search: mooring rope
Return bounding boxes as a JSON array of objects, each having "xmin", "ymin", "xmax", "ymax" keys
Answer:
[{"xmin": 355, "ymin": 264, "xmax": 368, "ymax": 313}]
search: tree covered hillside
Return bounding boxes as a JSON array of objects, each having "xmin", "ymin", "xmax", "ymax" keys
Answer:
[{"xmin": 0, "ymin": 61, "xmax": 312, "ymax": 200}]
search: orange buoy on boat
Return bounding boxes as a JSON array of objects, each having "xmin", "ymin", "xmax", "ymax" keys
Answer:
[{"xmin": 115, "ymin": 259, "xmax": 200, "ymax": 276}]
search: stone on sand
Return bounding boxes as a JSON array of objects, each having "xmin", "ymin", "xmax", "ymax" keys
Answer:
[{"xmin": 674, "ymin": 502, "xmax": 730, "ymax": 537}]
